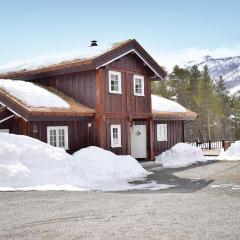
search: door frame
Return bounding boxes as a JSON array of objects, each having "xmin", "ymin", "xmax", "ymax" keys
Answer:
[
  {"xmin": 131, "ymin": 124, "xmax": 147, "ymax": 159},
  {"xmin": 129, "ymin": 118, "xmax": 154, "ymax": 161}
]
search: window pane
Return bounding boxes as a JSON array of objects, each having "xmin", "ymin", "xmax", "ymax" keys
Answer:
[
  {"xmin": 135, "ymin": 77, "xmax": 143, "ymax": 94},
  {"xmin": 113, "ymin": 128, "xmax": 118, "ymax": 144},
  {"xmin": 49, "ymin": 129, "xmax": 57, "ymax": 147},
  {"xmin": 110, "ymin": 74, "xmax": 119, "ymax": 92},
  {"xmin": 58, "ymin": 129, "xmax": 65, "ymax": 148}
]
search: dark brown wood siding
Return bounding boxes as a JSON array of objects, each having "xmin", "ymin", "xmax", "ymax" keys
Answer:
[
  {"xmin": 103, "ymin": 53, "xmax": 152, "ymax": 114},
  {"xmin": 28, "ymin": 118, "xmax": 96, "ymax": 153},
  {"xmin": 0, "ymin": 117, "xmax": 15, "ymax": 132},
  {"xmin": 154, "ymin": 120, "xmax": 184, "ymax": 156},
  {"xmin": 104, "ymin": 118, "xmax": 129, "ymax": 155},
  {"xmin": 31, "ymin": 70, "xmax": 96, "ymax": 108}
]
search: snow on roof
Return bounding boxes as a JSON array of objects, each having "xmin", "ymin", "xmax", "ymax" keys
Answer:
[
  {"xmin": 0, "ymin": 79, "xmax": 70, "ymax": 109},
  {"xmin": 151, "ymin": 94, "xmax": 187, "ymax": 113},
  {"xmin": 0, "ymin": 41, "xmax": 130, "ymax": 75}
]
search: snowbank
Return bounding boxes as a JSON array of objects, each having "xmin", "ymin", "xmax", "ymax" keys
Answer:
[
  {"xmin": 0, "ymin": 133, "xmax": 84, "ymax": 188},
  {"xmin": 0, "ymin": 133, "xmax": 166, "ymax": 191},
  {"xmin": 151, "ymin": 95, "xmax": 187, "ymax": 113},
  {"xmin": 72, "ymin": 146, "xmax": 150, "ymax": 191},
  {"xmin": 0, "ymin": 79, "xmax": 70, "ymax": 108},
  {"xmin": 217, "ymin": 141, "xmax": 240, "ymax": 161},
  {"xmin": 155, "ymin": 143, "xmax": 207, "ymax": 168}
]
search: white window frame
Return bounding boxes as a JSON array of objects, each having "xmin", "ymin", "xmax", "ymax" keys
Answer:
[
  {"xmin": 0, "ymin": 129, "xmax": 9, "ymax": 133},
  {"xmin": 133, "ymin": 75, "xmax": 144, "ymax": 96},
  {"xmin": 47, "ymin": 126, "xmax": 69, "ymax": 150},
  {"xmin": 109, "ymin": 70, "xmax": 122, "ymax": 94},
  {"xmin": 157, "ymin": 124, "xmax": 168, "ymax": 141},
  {"xmin": 110, "ymin": 124, "xmax": 122, "ymax": 148}
]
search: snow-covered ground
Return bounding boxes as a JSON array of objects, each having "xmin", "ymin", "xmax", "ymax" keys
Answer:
[
  {"xmin": 0, "ymin": 133, "xmax": 172, "ymax": 191},
  {"xmin": 217, "ymin": 141, "xmax": 240, "ymax": 161},
  {"xmin": 0, "ymin": 79, "xmax": 70, "ymax": 108},
  {"xmin": 151, "ymin": 94, "xmax": 187, "ymax": 112},
  {"xmin": 155, "ymin": 143, "xmax": 207, "ymax": 168}
]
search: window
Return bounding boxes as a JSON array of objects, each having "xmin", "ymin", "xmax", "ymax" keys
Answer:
[
  {"xmin": 133, "ymin": 75, "xmax": 144, "ymax": 96},
  {"xmin": 109, "ymin": 70, "xmax": 122, "ymax": 94},
  {"xmin": 157, "ymin": 124, "xmax": 167, "ymax": 141},
  {"xmin": 0, "ymin": 129, "xmax": 9, "ymax": 133},
  {"xmin": 111, "ymin": 125, "xmax": 121, "ymax": 148},
  {"xmin": 47, "ymin": 126, "xmax": 68, "ymax": 149}
]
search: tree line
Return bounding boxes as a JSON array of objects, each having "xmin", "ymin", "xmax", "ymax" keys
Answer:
[{"xmin": 152, "ymin": 65, "xmax": 240, "ymax": 140}]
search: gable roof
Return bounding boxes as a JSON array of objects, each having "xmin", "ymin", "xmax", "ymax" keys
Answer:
[
  {"xmin": 0, "ymin": 80, "xmax": 95, "ymax": 121},
  {"xmin": 0, "ymin": 39, "xmax": 166, "ymax": 80},
  {"xmin": 152, "ymin": 95, "xmax": 198, "ymax": 121}
]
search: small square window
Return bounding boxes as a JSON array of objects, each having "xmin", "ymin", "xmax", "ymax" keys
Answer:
[
  {"xmin": 111, "ymin": 125, "xmax": 121, "ymax": 148},
  {"xmin": 109, "ymin": 71, "xmax": 122, "ymax": 94},
  {"xmin": 133, "ymin": 75, "xmax": 144, "ymax": 96}
]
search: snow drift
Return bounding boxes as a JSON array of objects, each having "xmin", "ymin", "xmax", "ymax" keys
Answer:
[
  {"xmin": 0, "ymin": 133, "xmax": 84, "ymax": 188},
  {"xmin": 155, "ymin": 143, "xmax": 207, "ymax": 168},
  {"xmin": 0, "ymin": 79, "xmax": 70, "ymax": 108},
  {"xmin": 217, "ymin": 141, "xmax": 240, "ymax": 161},
  {"xmin": 0, "ymin": 133, "xmax": 156, "ymax": 191}
]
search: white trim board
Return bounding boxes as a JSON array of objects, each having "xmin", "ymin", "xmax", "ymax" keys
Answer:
[
  {"xmin": 0, "ymin": 100, "xmax": 28, "ymax": 122},
  {"xmin": 0, "ymin": 114, "xmax": 14, "ymax": 123},
  {"xmin": 96, "ymin": 49, "xmax": 163, "ymax": 80}
]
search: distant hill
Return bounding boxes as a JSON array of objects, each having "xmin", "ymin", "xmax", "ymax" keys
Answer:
[{"xmin": 184, "ymin": 55, "xmax": 240, "ymax": 95}]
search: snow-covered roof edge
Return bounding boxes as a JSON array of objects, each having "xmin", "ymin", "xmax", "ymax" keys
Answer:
[
  {"xmin": 151, "ymin": 94, "xmax": 198, "ymax": 121},
  {"xmin": 0, "ymin": 79, "xmax": 95, "ymax": 120},
  {"xmin": 0, "ymin": 39, "xmax": 166, "ymax": 80}
]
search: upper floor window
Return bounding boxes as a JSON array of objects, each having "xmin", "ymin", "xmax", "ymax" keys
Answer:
[
  {"xmin": 109, "ymin": 70, "xmax": 122, "ymax": 94},
  {"xmin": 133, "ymin": 75, "xmax": 144, "ymax": 96},
  {"xmin": 110, "ymin": 124, "xmax": 121, "ymax": 148},
  {"xmin": 47, "ymin": 126, "xmax": 69, "ymax": 150}
]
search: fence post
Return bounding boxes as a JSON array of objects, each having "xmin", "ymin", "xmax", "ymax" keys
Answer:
[
  {"xmin": 222, "ymin": 140, "xmax": 225, "ymax": 150},
  {"xmin": 196, "ymin": 139, "xmax": 198, "ymax": 147},
  {"xmin": 209, "ymin": 140, "xmax": 211, "ymax": 150}
]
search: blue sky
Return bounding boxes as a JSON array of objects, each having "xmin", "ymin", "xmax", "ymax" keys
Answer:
[{"xmin": 1, "ymin": 0, "xmax": 240, "ymax": 68}]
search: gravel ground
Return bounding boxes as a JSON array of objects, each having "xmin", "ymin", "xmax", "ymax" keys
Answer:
[{"xmin": 0, "ymin": 161, "xmax": 240, "ymax": 240}]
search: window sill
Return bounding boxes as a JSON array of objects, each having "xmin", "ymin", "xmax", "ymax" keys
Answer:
[
  {"xmin": 134, "ymin": 94, "xmax": 145, "ymax": 97},
  {"xmin": 111, "ymin": 145, "xmax": 122, "ymax": 148},
  {"xmin": 109, "ymin": 91, "xmax": 122, "ymax": 95}
]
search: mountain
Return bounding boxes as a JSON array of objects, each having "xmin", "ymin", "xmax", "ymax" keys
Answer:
[{"xmin": 184, "ymin": 55, "xmax": 240, "ymax": 95}]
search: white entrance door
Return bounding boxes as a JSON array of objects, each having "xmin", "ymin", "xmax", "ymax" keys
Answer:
[{"xmin": 131, "ymin": 125, "xmax": 147, "ymax": 158}]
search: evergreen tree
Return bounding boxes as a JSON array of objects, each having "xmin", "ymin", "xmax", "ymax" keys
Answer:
[
  {"xmin": 215, "ymin": 75, "xmax": 231, "ymax": 138},
  {"xmin": 151, "ymin": 79, "xmax": 172, "ymax": 98},
  {"xmin": 168, "ymin": 65, "xmax": 191, "ymax": 107},
  {"xmin": 230, "ymin": 93, "xmax": 240, "ymax": 139},
  {"xmin": 188, "ymin": 65, "xmax": 201, "ymax": 109},
  {"xmin": 196, "ymin": 65, "xmax": 216, "ymax": 140}
]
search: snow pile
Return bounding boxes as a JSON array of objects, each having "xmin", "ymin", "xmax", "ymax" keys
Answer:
[
  {"xmin": 0, "ymin": 133, "xmax": 165, "ymax": 191},
  {"xmin": 151, "ymin": 95, "xmax": 187, "ymax": 112},
  {"xmin": 155, "ymin": 143, "xmax": 207, "ymax": 168},
  {"xmin": 0, "ymin": 79, "xmax": 70, "ymax": 108},
  {"xmin": 217, "ymin": 141, "xmax": 240, "ymax": 161},
  {"xmin": 0, "ymin": 133, "xmax": 83, "ymax": 188},
  {"xmin": 72, "ymin": 146, "xmax": 149, "ymax": 191}
]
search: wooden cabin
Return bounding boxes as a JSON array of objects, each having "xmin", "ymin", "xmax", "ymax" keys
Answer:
[{"xmin": 0, "ymin": 39, "xmax": 197, "ymax": 160}]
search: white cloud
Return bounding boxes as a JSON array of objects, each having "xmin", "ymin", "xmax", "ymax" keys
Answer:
[{"xmin": 157, "ymin": 45, "xmax": 240, "ymax": 71}]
